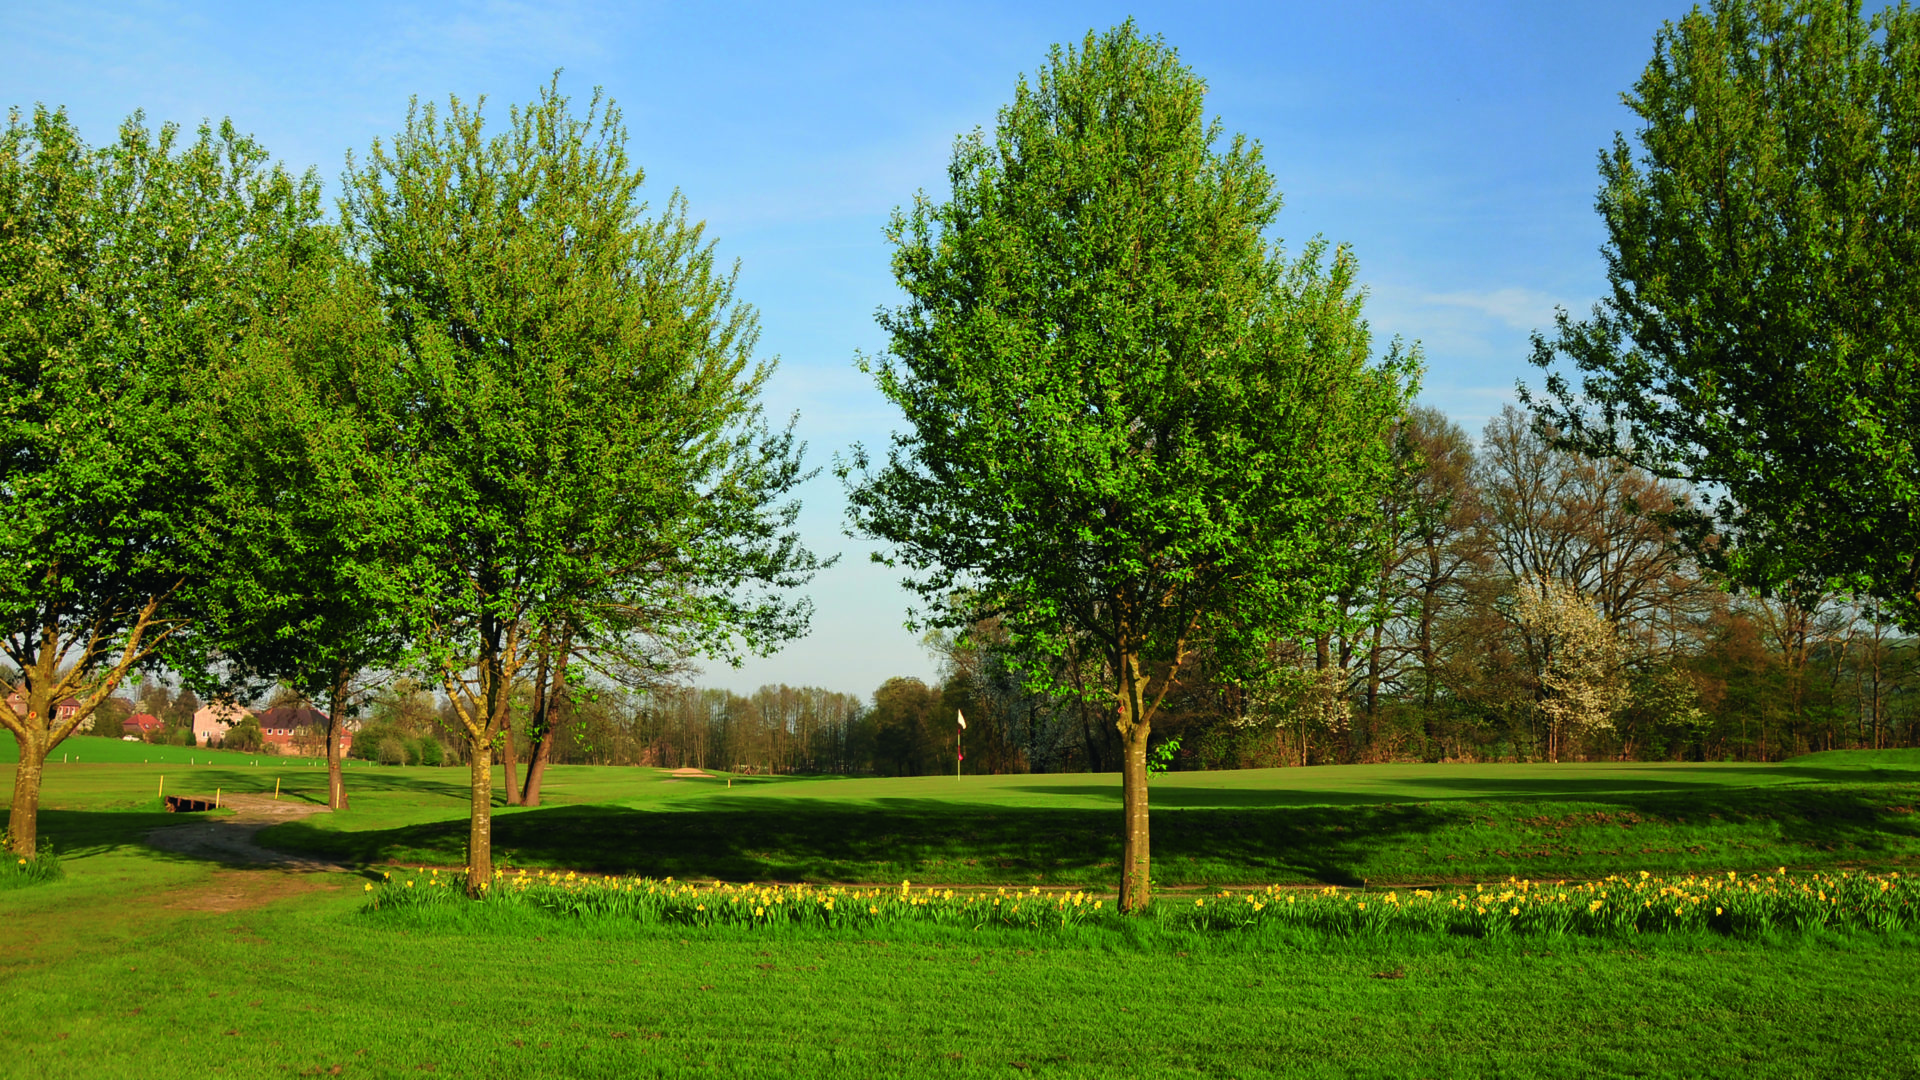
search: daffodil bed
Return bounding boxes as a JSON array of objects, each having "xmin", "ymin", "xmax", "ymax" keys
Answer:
[{"xmin": 364, "ymin": 865, "xmax": 1920, "ymax": 939}]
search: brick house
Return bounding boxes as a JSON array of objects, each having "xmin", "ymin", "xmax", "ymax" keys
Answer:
[
  {"xmin": 122, "ymin": 712, "xmax": 164, "ymax": 737},
  {"xmin": 3, "ymin": 692, "xmax": 81, "ymax": 725},
  {"xmin": 257, "ymin": 705, "xmax": 354, "ymax": 756}
]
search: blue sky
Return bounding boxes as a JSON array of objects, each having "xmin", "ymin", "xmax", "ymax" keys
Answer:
[{"xmin": 6, "ymin": 1, "xmax": 1689, "ymax": 699}]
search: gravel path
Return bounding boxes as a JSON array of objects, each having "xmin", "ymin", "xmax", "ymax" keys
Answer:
[{"xmin": 145, "ymin": 793, "xmax": 346, "ymax": 871}]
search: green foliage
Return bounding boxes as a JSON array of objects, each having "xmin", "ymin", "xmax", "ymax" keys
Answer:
[
  {"xmin": 192, "ymin": 237, "xmax": 408, "ymax": 770},
  {"xmin": 349, "ymin": 722, "xmax": 450, "ymax": 767},
  {"xmin": 0, "ymin": 102, "xmax": 320, "ymax": 853},
  {"xmin": 0, "ymin": 106, "xmax": 321, "ymax": 679},
  {"xmin": 340, "ymin": 75, "xmax": 820, "ymax": 697},
  {"xmin": 1529, "ymin": 0, "xmax": 1920, "ymax": 619},
  {"xmin": 843, "ymin": 21, "xmax": 1415, "ymax": 907},
  {"xmin": 1146, "ymin": 735, "xmax": 1181, "ymax": 781},
  {"xmin": 866, "ymin": 676, "xmax": 941, "ymax": 776},
  {"xmin": 222, "ymin": 717, "xmax": 264, "ymax": 753},
  {"xmin": 846, "ymin": 21, "xmax": 1415, "ymax": 682}
]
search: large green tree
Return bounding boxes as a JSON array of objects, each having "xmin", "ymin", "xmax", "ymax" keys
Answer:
[
  {"xmin": 1528, "ymin": 0, "xmax": 1920, "ymax": 618},
  {"xmin": 0, "ymin": 105, "xmax": 319, "ymax": 854},
  {"xmin": 843, "ymin": 23, "xmax": 1416, "ymax": 912},
  {"xmin": 196, "ymin": 242, "xmax": 407, "ymax": 810},
  {"xmin": 342, "ymin": 79, "xmax": 820, "ymax": 890}
]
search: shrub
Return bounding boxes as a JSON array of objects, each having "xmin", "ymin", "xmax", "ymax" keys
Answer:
[
  {"xmin": 376, "ymin": 737, "xmax": 407, "ymax": 766},
  {"xmin": 223, "ymin": 718, "xmax": 264, "ymax": 753}
]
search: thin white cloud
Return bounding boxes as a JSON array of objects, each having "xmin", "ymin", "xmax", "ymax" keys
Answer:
[{"xmin": 1421, "ymin": 286, "xmax": 1565, "ymax": 331}]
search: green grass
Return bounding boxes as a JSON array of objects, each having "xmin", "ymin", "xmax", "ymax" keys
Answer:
[
  {"xmin": 5, "ymin": 752, "xmax": 1920, "ymax": 1076},
  {"xmin": 2, "ymin": 858, "xmax": 1917, "ymax": 1078},
  {"xmin": 234, "ymin": 755, "xmax": 1920, "ymax": 887},
  {"xmin": 13, "ymin": 753, "xmax": 1920, "ymax": 885},
  {"xmin": 0, "ymin": 734, "xmax": 359, "ymax": 767}
]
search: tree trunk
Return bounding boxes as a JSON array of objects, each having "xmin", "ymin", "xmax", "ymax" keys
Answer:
[
  {"xmin": 1115, "ymin": 644, "xmax": 1155, "ymax": 915},
  {"xmin": 521, "ymin": 634, "xmax": 570, "ymax": 808},
  {"xmin": 1079, "ymin": 698, "xmax": 1102, "ymax": 772},
  {"xmin": 501, "ymin": 717, "xmax": 522, "ymax": 806},
  {"xmin": 325, "ymin": 671, "xmax": 350, "ymax": 811},
  {"xmin": 522, "ymin": 728, "xmax": 554, "ymax": 807},
  {"xmin": 7, "ymin": 733, "xmax": 46, "ymax": 856},
  {"xmin": 1118, "ymin": 713, "xmax": 1151, "ymax": 913},
  {"xmin": 466, "ymin": 741, "xmax": 493, "ymax": 895}
]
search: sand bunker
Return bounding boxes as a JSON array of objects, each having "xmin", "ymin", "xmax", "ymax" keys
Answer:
[{"xmin": 146, "ymin": 793, "xmax": 344, "ymax": 871}]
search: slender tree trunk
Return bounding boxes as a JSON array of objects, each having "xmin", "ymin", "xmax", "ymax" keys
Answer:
[
  {"xmin": 1119, "ymin": 719, "xmax": 1150, "ymax": 912},
  {"xmin": 522, "ymin": 634, "xmax": 570, "ymax": 808},
  {"xmin": 522, "ymin": 725, "xmax": 554, "ymax": 807},
  {"xmin": 7, "ymin": 732, "xmax": 46, "ymax": 855},
  {"xmin": 1115, "ymin": 645, "xmax": 1155, "ymax": 914},
  {"xmin": 1872, "ymin": 634, "xmax": 1885, "ymax": 749},
  {"xmin": 1365, "ymin": 624, "xmax": 1383, "ymax": 718},
  {"xmin": 501, "ymin": 714, "xmax": 522, "ymax": 806},
  {"xmin": 1117, "ymin": 723, "xmax": 1151, "ymax": 912},
  {"xmin": 1079, "ymin": 698, "xmax": 1101, "ymax": 772},
  {"xmin": 466, "ymin": 741, "xmax": 493, "ymax": 894},
  {"xmin": 325, "ymin": 671, "xmax": 350, "ymax": 811}
]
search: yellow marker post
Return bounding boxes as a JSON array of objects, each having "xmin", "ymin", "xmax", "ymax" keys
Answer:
[
  {"xmin": 274, "ymin": 777, "xmax": 281, "ymax": 800},
  {"xmin": 158, "ymin": 775, "xmax": 165, "ymax": 801},
  {"xmin": 216, "ymin": 788, "xmax": 221, "ymax": 808}
]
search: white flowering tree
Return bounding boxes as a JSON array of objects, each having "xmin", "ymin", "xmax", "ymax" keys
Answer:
[{"xmin": 1512, "ymin": 578, "xmax": 1628, "ymax": 761}]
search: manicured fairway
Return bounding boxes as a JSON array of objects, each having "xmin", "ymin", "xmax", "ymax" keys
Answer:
[
  {"xmin": 12, "ymin": 750, "xmax": 1920, "ymax": 886},
  {"xmin": 0, "ymin": 736, "xmax": 357, "ymax": 767}
]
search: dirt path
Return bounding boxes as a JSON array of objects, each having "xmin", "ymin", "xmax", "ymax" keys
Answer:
[{"xmin": 145, "ymin": 793, "xmax": 346, "ymax": 871}]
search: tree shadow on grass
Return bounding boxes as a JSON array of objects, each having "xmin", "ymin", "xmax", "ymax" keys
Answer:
[
  {"xmin": 1010, "ymin": 759, "xmax": 1920, "ymax": 808},
  {"xmin": 259, "ymin": 799, "xmax": 1470, "ymax": 888},
  {"xmin": 1561, "ymin": 784, "xmax": 1920, "ymax": 859},
  {"xmin": 0, "ymin": 808, "xmax": 200, "ymax": 861},
  {"xmin": 253, "ymin": 779, "xmax": 1920, "ymax": 889}
]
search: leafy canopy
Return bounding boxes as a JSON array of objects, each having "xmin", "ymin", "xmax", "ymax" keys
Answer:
[
  {"xmin": 340, "ymin": 77, "xmax": 822, "ymax": 707},
  {"xmin": 845, "ymin": 21, "xmax": 1417, "ymax": 690},
  {"xmin": 1528, "ymin": 0, "xmax": 1920, "ymax": 621},
  {"xmin": 0, "ymin": 104, "xmax": 320, "ymax": 721}
]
